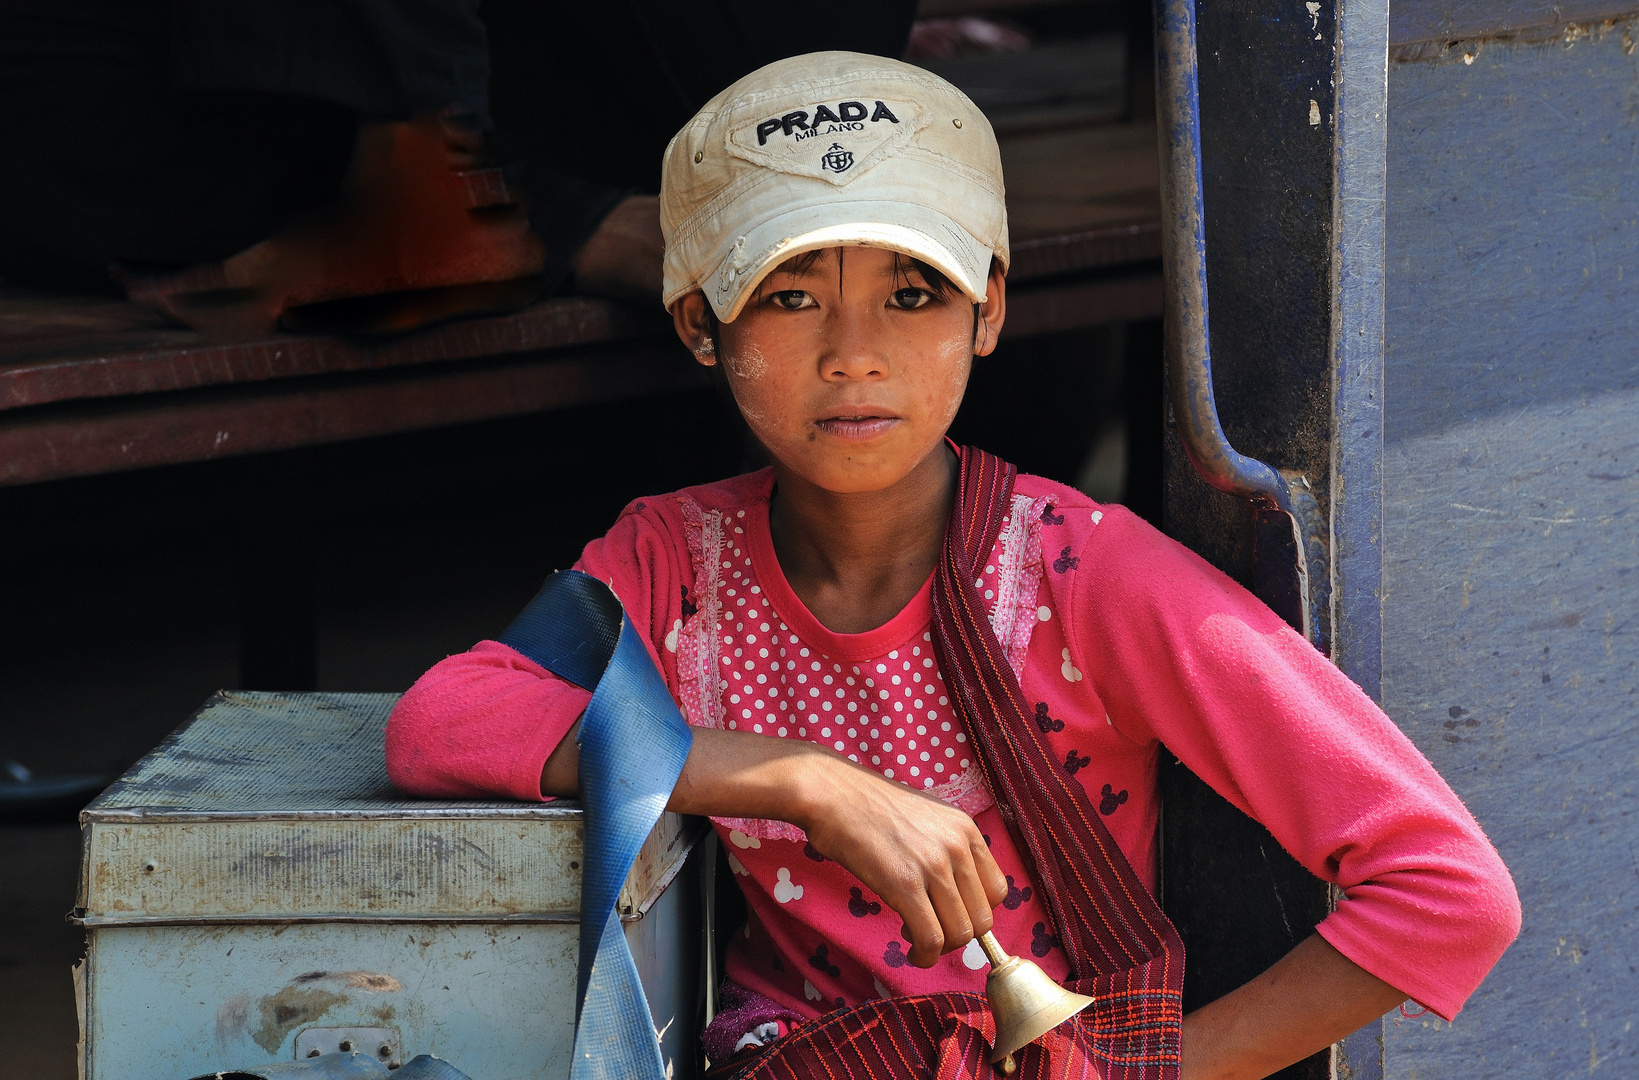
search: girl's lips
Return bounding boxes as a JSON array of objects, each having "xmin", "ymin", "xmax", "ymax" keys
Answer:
[{"xmin": 813, "ymin": 416, "xmax": 900, "ymax": 441}]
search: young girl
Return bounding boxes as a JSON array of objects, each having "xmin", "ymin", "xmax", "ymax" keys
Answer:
[{"xmin": 387, "ymin": 52, "xmax": 1519, "ymax": 1080}]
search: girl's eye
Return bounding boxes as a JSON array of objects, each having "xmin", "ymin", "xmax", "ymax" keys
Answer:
[
  {"xmin": 769, "ymin": 290, "xmax": 816, "ymax": 311},
  {"xmin": 889, "ymin": 288, "xmax": 932, "ymax": 310}
]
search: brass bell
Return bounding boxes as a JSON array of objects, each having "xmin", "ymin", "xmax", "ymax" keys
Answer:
[{"xmin": 978, "ymin": 931, "xmax": 1095, "ymax": 1074}]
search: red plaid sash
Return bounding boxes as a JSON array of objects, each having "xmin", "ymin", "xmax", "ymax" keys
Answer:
[{"xmin": 739, "ymin": 447, "xmax": 1183, "ymax": 1080}]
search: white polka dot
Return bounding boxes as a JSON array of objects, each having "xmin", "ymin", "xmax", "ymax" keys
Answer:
[
  {"xmin": 946, "ymin": 748, "xmax": 956, "ymax": 757},
  {"xmin": 924, "ymin": 778, "xmax": 934, "ymax": 788},
  {"xmin": 778, "ymin": 727, "xmax": 788, "ymax": 737},
  {"xmin": 910, "ymin": 767, "xmax": 919, "ymax": 777},
  {"xmin": 941, "ymin": 722, "xmax": 951, "ymax": 731},
  {"xmin": 821, "ymin": 728, "xmax": 831, "ymax": 737},
  {"xmin": 872, "ymin": 756, "xmax": 881, "ymax": 765},
  {"xmin": 892, "ymin": 676, "xmax": 901, "ymax": 685},
  {"xmin": 835, "ymin": 741, "xmax": 846, "ymax": 751},
  {"xmin": 757, "ymin": 674, "xmax": 767, "ymax": 684},
  {"xmin": 956, "ymin": 733, "xmax": 967, "ymax": 743},
  {"xmin": 754, "ymin": 724, "xmax": 763, "ymax": 733},
  {"xmin": 984, "ymin": 589, "xmax": 994, "ymax": 600},
  {"xmin": 920, "ymin": 751, "xmax": 930, "ymax": 761},
  {"xmin": 745, "ymin": 633, "xmax": 757, "ymax": 644},
  {"xmin": 985, "ymin": 565, "xmax": 995, "ymax": 574},
  {"xmin": 882, "ymin": 741, "xmax": 893, "ymax": 751},
  {"xmin": 923, "ymin": 658, "xmax": 934, "ymax": 668},
  {"xmin": 876, "ymin": 664, "xmax": 887, "ymax": 673},
  {"xmin": 885, "ymin": 769, "xmax": 894, "ymax": 778},
  {"xmin": 897, "ymin": 755, "xmax": 907, "ymax": 764},
  {"xmin": 729, "ymin": 720, "xmax": 737, "ymax": 729},
  {"xmin": 960, "ymin": 758, "xmax": 970, "ymax": 768},
  {"xmin": 730, "ymin": 694, "xmax": 741, "ymax": 704},
  {"xmin": 917, "ymin": 725, "xmax": 927, "ymax": 735}
]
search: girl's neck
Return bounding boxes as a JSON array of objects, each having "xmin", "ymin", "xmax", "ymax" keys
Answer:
[{"xmin": 767, "ymin": 443, "xmax": 958, "ymax": 635}]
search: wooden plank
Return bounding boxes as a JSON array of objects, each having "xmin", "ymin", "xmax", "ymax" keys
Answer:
[
  {"xmin": 1002, "ymin": 271, "xmax": 1162, "ymax": 338},
  {"xmin": 1009, "ymin": 221, "xmax": 1161, "ymax": 282},
  {"xmin": 0, "ymin": 343, "xmax": 709, "ymax": 487},
  {"xmin": 0, "ymin": 294, "xmax": 668, "ymax": 414}
]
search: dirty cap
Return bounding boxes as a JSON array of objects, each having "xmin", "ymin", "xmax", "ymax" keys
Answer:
[{"xmin": 660, "ymin": 51, "xmax": 1009, "ymax": 321}]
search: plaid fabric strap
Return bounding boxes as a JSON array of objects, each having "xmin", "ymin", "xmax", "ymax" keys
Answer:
[
  {"xmin": 927, "ymin": 446, "xmax": 1184, "ymax": 1078},
  {"xmin": 740, "ymin": 447, "xmax": 1183, "ymax": 1080}
]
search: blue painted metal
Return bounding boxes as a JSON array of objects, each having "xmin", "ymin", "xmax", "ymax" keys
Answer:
[
  {"xmin": 1380, "ymin": 26, "xmax": 1639, "ymax": 1078},
  {"xmin": 1153, "ymin": 0, "xmax": 1330, "ymax": 645},
  {"xmin": 1153, "ymin": 0, "xmax": 1293, "ymax": 512},
  {"xmin": 1390, "ymin": 0, "xmax": 1639, "ymax": 46},
  {"xmin": 1329, "ymin": 0, "xmax": 1391, "ymax": 1075},
  {"xmin": 186, "ymin": 1051, "xmax": 396, "ymax": 1079}
]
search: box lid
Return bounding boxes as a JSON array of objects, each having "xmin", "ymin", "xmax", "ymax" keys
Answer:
[{"xmin": 77, "ymin": 691, "xmax": 700, "ymax": 925}]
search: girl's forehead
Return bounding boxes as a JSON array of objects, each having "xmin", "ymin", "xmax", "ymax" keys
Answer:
[{"xmin": 764, "ymin": 247, "xmax": 925, "ymax": 279}]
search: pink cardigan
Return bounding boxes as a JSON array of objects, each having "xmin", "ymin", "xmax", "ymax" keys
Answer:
[{"xmin": 387, "ymin": 469, "xmax": 1519, "ymax": 1023}]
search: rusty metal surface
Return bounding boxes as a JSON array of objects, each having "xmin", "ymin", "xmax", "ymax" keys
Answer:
[
  {"xmin": 0, "ymin": 293, "xmax": 671, "ymax": 412},
  {"xmin": 77, "ymin": 691, "xmax": 702, "ymax": 923}
]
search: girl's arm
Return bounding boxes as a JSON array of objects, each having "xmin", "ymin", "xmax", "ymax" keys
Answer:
[
  {"xmin": 542, "ymin": 720, "xmax": 1009, "ymax": 969},
  {"xmin": 1181, "ymin": 934, "xmax": 1402, "ymax": 1080}
]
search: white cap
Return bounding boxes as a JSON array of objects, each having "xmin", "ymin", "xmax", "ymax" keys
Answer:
[{"xmin": 659, "ymin": 51, "xmax": 1009, "ymax": 321}]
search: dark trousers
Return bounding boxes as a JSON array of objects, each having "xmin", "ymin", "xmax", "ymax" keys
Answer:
[{"xmin": 0, "ymin": 0, "xmax": 916, "ymax": 291}]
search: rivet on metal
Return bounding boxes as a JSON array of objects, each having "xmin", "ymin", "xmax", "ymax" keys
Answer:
[{"xmin": 953, "ymin": 118, "xmax": 964, "ymax": 128}]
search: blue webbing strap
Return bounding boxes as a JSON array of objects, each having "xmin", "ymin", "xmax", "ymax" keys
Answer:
[{"xmin": 499, "ymin": 570, "xmax": 694, "ymax": 1080}]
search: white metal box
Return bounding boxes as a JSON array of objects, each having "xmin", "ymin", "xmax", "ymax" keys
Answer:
[{"xmin": 75, "ymin": 691, "xmax": 707, "ymax": 1080}]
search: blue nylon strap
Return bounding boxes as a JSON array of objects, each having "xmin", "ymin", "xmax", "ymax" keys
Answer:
[{"xmin": 498, "ymin": 570, "xmax": 694, "ymax": 1080}]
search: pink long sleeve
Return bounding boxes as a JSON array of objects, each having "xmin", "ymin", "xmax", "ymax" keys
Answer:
[
  {"xmin": 385, "ymin": 495, "xmax": 694, "ymax": 801},
  {"xmin": 1063, "ymin": 503, "xmax": 1521, "ymax": 1020}
]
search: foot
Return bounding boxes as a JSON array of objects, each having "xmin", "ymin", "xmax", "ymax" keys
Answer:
[{"xmin": 126, "ymin": 111, "xmax": 546, "ymax": 337}]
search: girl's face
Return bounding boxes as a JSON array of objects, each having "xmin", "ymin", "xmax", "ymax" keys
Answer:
[{"xmin": 673, "ymin": 246, "xmax": 1007, "ymax": 495}]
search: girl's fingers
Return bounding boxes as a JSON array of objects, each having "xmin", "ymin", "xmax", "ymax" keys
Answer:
[
  {"xmin": 918, "ymin": 859, "xmax": 974, "ymax": 966},
  {"xmin": 972, "ymin": 835, "xmax": 1009, "ymax": 908},
  {"xmin": 950, "ymin": 848, "xmax": 997, "ymax": 941},
  {"xmin": 896, "ymin": 888, "xmax": 946, "ymax": 968}
]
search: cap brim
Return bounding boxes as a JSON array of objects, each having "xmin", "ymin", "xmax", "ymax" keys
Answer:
[{"xmin": 706, "ymin": 201, "xmax": 995, "ymax": 322}]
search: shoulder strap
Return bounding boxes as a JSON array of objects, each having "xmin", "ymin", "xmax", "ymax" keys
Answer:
[{"xmin": 930, "ymin": 447, "xmax": 1185, "ymax": 1080}]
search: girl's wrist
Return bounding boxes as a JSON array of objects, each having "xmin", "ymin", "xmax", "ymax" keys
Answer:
[{"xmin": 779, "ymin": 742, "xmax": 848, "ymax": 835}]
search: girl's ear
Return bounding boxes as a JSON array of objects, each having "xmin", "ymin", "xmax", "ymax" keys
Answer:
[
  {"xmin": 672, "ymin": 291, "xmax": 718, "ymax": 366},
  {"xmin": 972, "ymin": 260, "xmax": 1007, "ymax": 357}
]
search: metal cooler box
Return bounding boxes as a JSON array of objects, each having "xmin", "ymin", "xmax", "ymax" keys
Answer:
[{"xmin": 74, "ymin": 691, "xmax": 709, "ymax": 1080}]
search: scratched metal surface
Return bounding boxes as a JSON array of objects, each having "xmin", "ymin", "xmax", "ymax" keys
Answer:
[
  {"xmin": 77, "ymin": 692, "xmax": 706, "ymax": 1079},
  {"xmin": 82, "ymin": 856, "xmax": 703, "ymax": 1080},
  {"xmin": 79, "ymin": 691, "xmax": 698, "ymax": 921},
  {"xmin": 1378, "ymin": 29, "xmax": 1639, "ymax": 1078}
]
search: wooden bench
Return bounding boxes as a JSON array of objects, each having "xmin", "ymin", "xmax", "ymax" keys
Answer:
[{"xmin": 0, "ymin": 124, "xmax": 1160, "ymax": 488}]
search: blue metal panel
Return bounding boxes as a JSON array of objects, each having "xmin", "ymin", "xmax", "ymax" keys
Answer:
[
  {"xmin": 1330, "ymin": 0, "xmax": 1390, "ymax": 1076},
  {"xmin": 1382, "ymin": 28, "xmax": 1639, "ymax": 1079},
  {"xmin": 1390, "ymin": 1, "xmax": 1639, "ymax": 46}
]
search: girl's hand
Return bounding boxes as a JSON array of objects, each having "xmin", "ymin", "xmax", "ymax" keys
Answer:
[
  {"xmin": 558, "ymin": 724, "xmax": 1009, "ymax": 967},
  {"xmin": 793, "ymin": 754, "xmax": 1009, "ymax": 968}
]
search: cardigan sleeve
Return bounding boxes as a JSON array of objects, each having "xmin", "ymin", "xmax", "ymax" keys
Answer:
[
  {"xmin": 1064, "ymin": 505, "xmax": 1520, "ymax": 1021},
  {"xmin": 385, "ymin": 497, "xmax": 691, "ymax": 801}
]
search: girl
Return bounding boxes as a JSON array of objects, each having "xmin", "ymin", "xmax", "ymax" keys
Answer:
[{"xmin": 387, "ymin": 52, "xmax": 1519, "ymax": 1080}]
